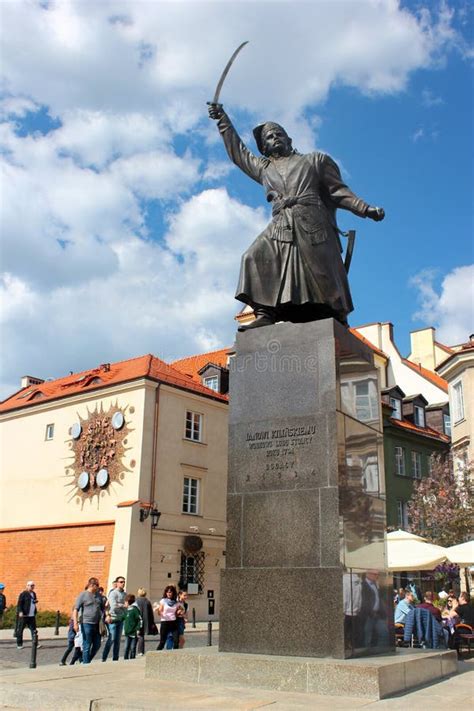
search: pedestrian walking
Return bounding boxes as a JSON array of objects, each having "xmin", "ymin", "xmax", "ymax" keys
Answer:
[
  {"xmin": 16, "ymin": 581, "xmax": 39, "ymax": 649},
  {"xmin": 102, "ymin": 576, "xmax": 126, "ymax": 661},
  {"xmin": 59, "ymin": 610, "xmax": 83, "ymax": 666},
  {"xmin": 0, "ymin": 583, "xmax": 6, "ymax": 627},
  {"xmin": 177, "ymin": 591, "xmax": 189, "ymax": 648},
  {"xmin": 155, "ymin": 585, "xmax": 182, "ymax": 650},
  {"xmin": 123, "ymin": 594, "xmax": 142, "ymax": 659},
  {"xmin": 135, "ymin": 588, "xmax": 156, "ymax": 656},
  {"xmin": 73, "ymin": 577, "xmax": 104, "ymax": 664}
]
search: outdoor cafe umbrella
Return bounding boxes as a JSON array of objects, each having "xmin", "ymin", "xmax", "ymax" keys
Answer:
[
  {"xmin": 343, "ymin": 530, "xmax": 447, "ymax": 571},
  {"xmin": 445, "ymin": 540, "xmax": 474, "ymax": 566},
  {"xmin": 386, "ymin": 529, "xmax": 447, "ymax": 571}
]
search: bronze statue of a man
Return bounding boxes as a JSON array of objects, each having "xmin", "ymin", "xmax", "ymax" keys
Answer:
[{"xmin": 208, "ymin": 103, "xmax": 385, "ymax": 331}]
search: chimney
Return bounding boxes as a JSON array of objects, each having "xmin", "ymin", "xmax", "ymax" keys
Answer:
[{"xmin": 21, "ymin": 375, "xmax": 45, "ymax": 388}]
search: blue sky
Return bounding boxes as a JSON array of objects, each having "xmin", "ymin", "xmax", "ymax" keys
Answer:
[{"xmin": 0, "ymin": 0, "xmax": 473, "ymax": 397}]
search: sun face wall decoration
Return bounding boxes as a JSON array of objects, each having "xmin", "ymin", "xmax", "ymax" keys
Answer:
[{"xmin": 66, "ymin": 403, "xmax": 134, "ymax": 506}]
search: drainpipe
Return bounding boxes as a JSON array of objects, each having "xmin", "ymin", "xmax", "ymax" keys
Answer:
[
  {"xmin": 150, "ymin": 383, "xmax": 161, "ymax": 503},
  {"xmin": 148, "ymin": 383, "xmax": 161, "ymax": 589}
]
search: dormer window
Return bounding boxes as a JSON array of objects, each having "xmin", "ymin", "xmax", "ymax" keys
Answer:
[
  {"xmin": 414, "ymin": 404, "xmax": 425, "ymax": 427},
  {"xmin": 198, "ymin": 363, "xmax": 229, "ymax": 395},
  {"xmin": 389, "ymin": 397, "xmax": 402, "ymax": 420}
]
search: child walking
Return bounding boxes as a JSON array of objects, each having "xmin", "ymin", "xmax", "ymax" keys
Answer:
[
  {"xmin": 59, "ymin": 610, "xmax": 82, "ymax": 666},
  {"xmin": 123, "ymin": 594, "xmax": 142, "ymax": 660}
]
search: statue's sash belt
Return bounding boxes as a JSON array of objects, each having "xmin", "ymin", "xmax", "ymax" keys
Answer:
[{"xmin": 269, "ymin": 192, "xmax": 324, "ymax": 243}]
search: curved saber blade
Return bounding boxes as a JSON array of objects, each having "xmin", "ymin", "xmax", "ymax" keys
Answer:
[{"xmin": 211, "ymin": 41, "xmax": 249, "ymax": 104}]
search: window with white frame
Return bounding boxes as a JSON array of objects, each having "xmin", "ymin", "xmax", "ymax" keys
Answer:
[
  {"xmin": 389, "ymin": 397, "xmax": 402, "ymax": 420},
  {"xmin": 443, "ymin": 414, "xmax": 451, "ymax": 437},
  {"xmin": 185, "ymin": 411, "xmax": 202, "ymax": 442},
  {"xmin": 397, "ymin": 500, "xmax": 409, "ymax": 529},
  {"xmin": 414, "ymin": 405, "xmax": 425, "ymax": 428},
  {"xmin": 355, "ymin": 380, "xmax": 378, "ymax": 422},
  {"xmin": 395, "ymin": 446, "xmax": 406, "ymax": 476},
  {"xmin": 45, "ymin": 423, "xmax": 55, "ymax": 440},
  {"xmin": 182, "ymin": 476, "xmax": 200, "ymax": 514},
  {"xmin": 411, "ymin": 451, "xmax": 422, "ymax": 479},
  {"xmin": 452, "ymin": 381, "xmax": 465, "ymax": 423},
  {"xmin": 203, "ymin": 376, "xmax": 219, "ymax": 392}
]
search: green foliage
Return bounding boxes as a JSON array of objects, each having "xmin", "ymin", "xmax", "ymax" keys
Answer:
[
  {"xmin": 0, "ymin": 606, "xmax": 68, "ymax": 629},
  {"xmin": 407, "ymin": 454, "xmax": 474, "ymax": 547}
]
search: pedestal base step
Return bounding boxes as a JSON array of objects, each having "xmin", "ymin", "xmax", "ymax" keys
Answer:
[{"xmin": 145, "ymin": 647, "xmax": 457, "ymax": 700}]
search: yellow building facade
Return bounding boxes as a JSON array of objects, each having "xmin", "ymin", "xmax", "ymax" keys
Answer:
[{"xmin": 0, "ymin": 354, "xmax": 228, "ymax": 619}]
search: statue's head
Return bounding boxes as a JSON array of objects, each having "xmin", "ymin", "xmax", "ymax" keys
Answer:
[{"xmin": 253, "ymin": 122, "xmax": 293, "ymax": 157}]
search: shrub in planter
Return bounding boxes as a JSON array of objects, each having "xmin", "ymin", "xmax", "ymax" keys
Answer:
[{"xmin": 1, "ymin": 606, "xmax": 68, "ymax": 629}]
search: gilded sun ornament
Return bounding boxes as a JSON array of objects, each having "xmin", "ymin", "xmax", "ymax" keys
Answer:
[{"xmin": 66, "ymin": 403, "xmax": 132, "ymax": 504}]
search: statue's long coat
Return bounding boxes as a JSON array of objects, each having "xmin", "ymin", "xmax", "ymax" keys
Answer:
[{"xmin": 217, "ymin": 113, "xmax": 370, "ymax": 320}]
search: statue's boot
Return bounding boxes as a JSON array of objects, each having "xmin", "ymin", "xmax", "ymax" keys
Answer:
[{"xmin": 238, "ymin": 306, "xmax": 276, "ymax": 332}]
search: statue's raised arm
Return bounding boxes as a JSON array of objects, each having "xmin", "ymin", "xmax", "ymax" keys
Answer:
[{"xmin": 208, "ymin": 103, "xmax": 264, "ymax": 185}]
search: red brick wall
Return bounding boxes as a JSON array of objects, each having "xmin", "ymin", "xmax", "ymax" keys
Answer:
[{"xmin": 0, "ymin": 522, "xmax": 115, "ymax": 613}]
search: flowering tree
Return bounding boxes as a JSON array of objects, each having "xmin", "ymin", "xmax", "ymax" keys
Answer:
[{"xmin": 406, "ymin": 454, "xmax": 473, "ymax": 547}]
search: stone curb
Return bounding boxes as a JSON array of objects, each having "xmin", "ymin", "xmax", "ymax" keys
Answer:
[{"xmin": 0, "ymin": 622, "xmax": 219, "ymax": 642}]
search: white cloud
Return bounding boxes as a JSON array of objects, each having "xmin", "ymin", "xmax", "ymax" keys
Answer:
[
  {"xmin": 0, "ymin": 189, "xmax": 266, "ymax": 397},
  {"xmin": 410, "ymin": 265, "xmax": 474, "ymax": 345},
  {"xmin": 0, "ymin": 0, "xmax": 471, "ymax": 396},
  {"xmin": 0, "ymin": 1, "xmax": 466, "ymax": 121}
]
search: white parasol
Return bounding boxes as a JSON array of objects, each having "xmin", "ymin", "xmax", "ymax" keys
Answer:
[
  {"xmin": 445, "ymin": 540, "xmax": 474, "ymax": 566},
  {"xmin": 386, "ymin": 529, "xmax": 447, "ymax": 571}
]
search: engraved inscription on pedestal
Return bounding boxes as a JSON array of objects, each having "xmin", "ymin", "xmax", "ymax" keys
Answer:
[{"xmin": 229, "ymin": 415, "xmax": 331, "ymax": 493}]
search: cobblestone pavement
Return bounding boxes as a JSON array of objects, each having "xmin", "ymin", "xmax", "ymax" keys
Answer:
[{"xmin": 0, "ymin": 631, "xmax": 217, "ymax": 670}]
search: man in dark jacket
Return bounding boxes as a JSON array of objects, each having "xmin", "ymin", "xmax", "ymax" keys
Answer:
[
  {"xmin": 360, "ymin": 570, "xmax": 389, "ymax": 648},
  {"xmin": 208, "ymin": 103, "xmax": 385, "ymax": 330},
  {"xmin": 0, "ymin": 583, "xmax": 6, "ymax": 627},
  {"xmin": 16, "ymin": 581, "xmax": 38, "ymax": 649},
  {"xmin": 456, "ymin": 591, "xmax": 474, "ymax": 626}
]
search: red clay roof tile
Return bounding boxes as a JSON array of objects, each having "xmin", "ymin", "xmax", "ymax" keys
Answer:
[
  {"xmin": 388, "ymin": 417, "xmax": 450, "ymax": 443},
  {"xmin": 171, "ymin": 347, "xmax": 231, "ymax": 382},
  {"xmin": 0, "ymin": 353, "xmax": 228, "ymax": 413}
]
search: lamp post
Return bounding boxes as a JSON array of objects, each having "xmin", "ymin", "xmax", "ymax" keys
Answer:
[{"xmin": 139, "ymin": 504, "xmax": 161, "ymax": 528}]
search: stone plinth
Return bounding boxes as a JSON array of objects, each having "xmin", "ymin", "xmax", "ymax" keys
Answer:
[
  {"xmin": 220, "ymin": 319, "xmax": 393, "ymax": 658},
  {"xmin": 145, "ymin": 647, "xmax": 458, "ymax": 699}
]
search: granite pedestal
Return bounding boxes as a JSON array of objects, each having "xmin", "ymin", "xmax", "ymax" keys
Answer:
[
  {"xmin": 220, "ymin": 319, "xmax": 393, "ymax": 659},
  {"xmin": 145, "ymin": 647, "xmax": 458, "ymax": 699}
]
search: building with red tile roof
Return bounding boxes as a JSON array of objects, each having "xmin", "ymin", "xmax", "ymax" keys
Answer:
[{"xmin": 0, "ymin": 352, "xmax": 228, "ymax": 616}]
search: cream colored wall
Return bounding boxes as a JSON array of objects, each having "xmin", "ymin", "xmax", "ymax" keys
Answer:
[
  {"xmin": 146, "ymin": 384, "xmax": 228, "ymax": 619},
  {"xmin": 408, "ymin": 327, "xmax": 450, "ymax": 370},
  {"xmin": 153, "ymin": 386, "xmax": 228, "ymax": 533},
  {"xmin": 449, "ymin": 366, "xmax": 473, "ymax": 460},
  {"xmin": 356, "ymin": 323, "xmax": 448, "ymax": 404},
  {"xmin": 0, "ymin": 382, "xmax": 148, "ymax": 529}
]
